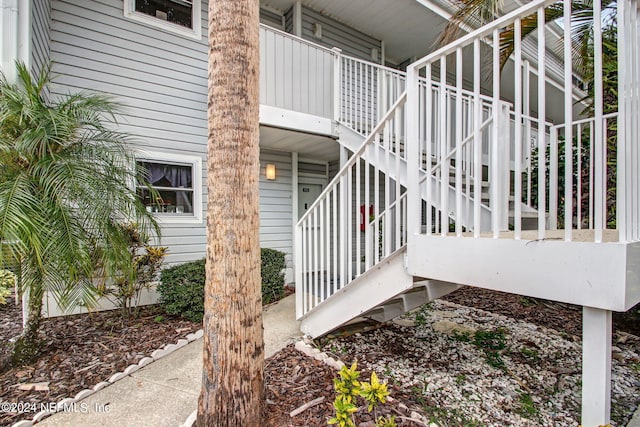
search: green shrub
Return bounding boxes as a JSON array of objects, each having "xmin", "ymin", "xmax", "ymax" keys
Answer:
[
  {"xmin": 157, "ymin": 248, "xmax": 287, "ymax": 321},
  {"xmin": 0, "ymin": 269, "xmax": 17, "ymax": 305},
  {"xmin": 261, "ymin": 248, "xmax": 285, "ymax": 304},
  {"xmin": 158, "ymin": 259, "xmax": 206, "ymax": 323}
]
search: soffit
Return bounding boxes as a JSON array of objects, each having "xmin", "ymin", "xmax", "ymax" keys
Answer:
[
  {"xmin": 260, "ymin": 126, "xmax": 340, "ymax": 162},
  {"xmin": 260, "ymin": 0, "xmax": 449, "ymax": 64}
]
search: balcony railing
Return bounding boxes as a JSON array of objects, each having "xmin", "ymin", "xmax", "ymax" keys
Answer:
[
  {"xmin": 260, "ymin": 24, "xmax": 406, "ymax": 129},
  {"xmin": 406, "ymin": 0, "xmax": 639, "ymax": 244}
]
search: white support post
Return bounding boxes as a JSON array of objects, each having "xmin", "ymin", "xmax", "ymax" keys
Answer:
[
  {"xmin": 406, "ymin": 66, "xmax": 420, "ymax": 242},
  {"xmin": 549, "ymin": 127, "xmax": 559, "ymax": 230},
  {"xmin": 0, "ymin": 0, "xmax": 19, "ymax": 81},
  {"xmin": 0, "ymin": 0, "xmax": 19, "ymax": 82},
  {"xmin": 340, "ymin": 145, "xmax": 348, "ymax": 168},
  {"xmin": 581, "ymin": 306, "xmax": 612, "ymax": 427},
  {"xmin": 379, "ymin": 67, "xmax": 387, "ymax": 123},
  {"xmin": 490, "ymin": 29, "xmax": 500, "ymax": 237},
  {"xmin": 292, "ymin": 1, "xmax": 302, "ymax": 37},
  {"xmin": 497, "ymin": 102, "xmax": 511, "ymax": 231},
  {"xmin": 332, "ymin": 47, "xmax": 342, "ymax": 123},
  {"xmin": 292, "ymin": 153, "xmax": 304, "ymax": 318},
  {"xmin": 17, "ymin": 0, "xmax": 30, "ymax": 70},
  {"xmin": 2, "ymin": 0, "xmax": 31, "ymax": 327}
]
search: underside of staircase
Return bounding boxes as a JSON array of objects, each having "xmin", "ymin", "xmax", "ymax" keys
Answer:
[{"xmin": 298, "ymin": 248, "xmax": 460, "ymax": 338}]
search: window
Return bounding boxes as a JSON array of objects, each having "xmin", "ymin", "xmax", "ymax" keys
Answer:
[
  {"xmin": 136, "ymin": 152, "xmax": 202, "ymax": 223},
  {"xmin": 124, "ymin": 0, "xmax": 201, "ymax": 39}
]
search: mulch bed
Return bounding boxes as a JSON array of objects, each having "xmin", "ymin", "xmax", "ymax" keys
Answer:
[
  {"xmin": 442, "ymin": 286, "xmax": 640, "ymax": 338},
  {"xmin": 1, "ymin": 286, "xmax": 639, "ymax": 426},
  {"xmin": 0, "ymin": 296, "xmax": 200, "ymax": 426},
  {"xmin": 264, "ymin": 344, "xmax": 427, "ymax": 427}
]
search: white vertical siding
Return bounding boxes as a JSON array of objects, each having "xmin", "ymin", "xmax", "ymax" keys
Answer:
[
  {"xmin": 259, "ymin": 25, "xmax": 334, "ymax": 118},
  {"xmin": 260, "ymin": 150, "xmax": 294, "ymax": 282}
]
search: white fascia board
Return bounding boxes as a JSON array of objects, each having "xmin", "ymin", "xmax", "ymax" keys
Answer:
[
  {"xmin": 259, "ymin": 104, "xmax": 336, "ymax": 137},
  {"xmin": 407, "ymin": 235, "xmax": 638, "ymax": 312}
]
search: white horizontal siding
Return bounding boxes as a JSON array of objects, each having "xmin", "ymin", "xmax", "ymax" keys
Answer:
[
  {"xmin": 260, "ymin": 7, "xmax": 284, "ymax": 30},
  {"xmin": 48, "ymin": 0, "xmax": 340, "ymax": 278},
  {"xmin": 289, "ymin": 5, "xmax": 383, "ymax": 63}
]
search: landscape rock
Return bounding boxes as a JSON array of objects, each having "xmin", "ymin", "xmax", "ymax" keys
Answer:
[
  {"xmin": 431, "ymin": 320, "xmax": 475, "ymax": 336},
  {"xmin": 137, "ymin": 357, "xmax": 154, "ymax": 368}
]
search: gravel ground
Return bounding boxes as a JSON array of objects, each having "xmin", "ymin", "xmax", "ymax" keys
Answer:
[{"xmin": 319, "ymin": 299, "xmax": 640, "ymax": 427}]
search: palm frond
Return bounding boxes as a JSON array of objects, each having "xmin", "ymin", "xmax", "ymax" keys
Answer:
[{"xmin": 0, "ymin": 61, "xmax": 159, "ymax": 314}]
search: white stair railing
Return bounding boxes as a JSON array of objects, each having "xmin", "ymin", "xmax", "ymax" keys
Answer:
[
  {"xmin": 406, "ymin": 0, "xmax": 635, "ymax": 244},
  {"xmin": 295, "ymin": 94, "xmax": 408, "ymax": 318},
  {"xmin": 416, "ymin": 78, "xmax": 498, "ymax": 234},
  {"xmin": 618, "ymin": 0, "xmax": 640, "ymax": 243},
  {"xmin": 337, "ymin": 55, "xmax": 406, "ymax": 135}
]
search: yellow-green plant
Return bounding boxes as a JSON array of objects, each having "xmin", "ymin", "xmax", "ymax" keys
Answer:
[
  {"xmin": 329, "ymin": 362, "xmax": 394, "ymax": 426},
  {"xmin": 376, "ymin": 415, "xmax": 397, "ymax": 427},
  {"xmin": 328, "ymin": 398, "xmax": 358, "ymax": 427},
  {"xmin": 0, "ymin": 269, "xmax": 16, "ymax": 304},
  {"xmin": 333, "ymin": 361, "xmax": 361, "ymax": 404},
  {"xmin": 359, "ymin": 371, "xmax": 390, "ymax": 411}
]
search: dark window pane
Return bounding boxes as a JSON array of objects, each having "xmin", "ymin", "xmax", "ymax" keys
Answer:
[
  {"xmin": 138, "ymin": 161, "xmax": 192, "ymax": 189},
  {"xmin": 137, "ymin": 161, "xmax": 195, "ymax": 215},
  {"xmin": 138, "ymin": 188, "xmax": 194, "ymax": 214},
  {"xmin": 135, "ymin": 0, "xmax": 193, "ymax": 29}
]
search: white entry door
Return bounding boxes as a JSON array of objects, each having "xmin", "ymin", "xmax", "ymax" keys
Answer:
[{"xmin": 298, "ymin": 183, "xmax": 323, "ymax": 218}]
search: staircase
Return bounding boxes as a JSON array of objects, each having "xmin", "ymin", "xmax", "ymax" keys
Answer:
[
  {"xmin": 296, "ymin": 0, "xmax": 640, "ymax": 424},
  {"xmin": 296, "ymin": 48, "xmax": 541, "ymax": 338},
  {"xmin": 296, "ymin": 86, "xmax": 500, "ymax": 337}
]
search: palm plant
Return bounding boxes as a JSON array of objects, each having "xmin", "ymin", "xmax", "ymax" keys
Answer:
[
  {"xmin": 439, "ymin": 0, "xmax": 617, "ymax": 72},
  {"xmin": 0, "ymin": 62, "xmax": 159, "ymax": 364}
]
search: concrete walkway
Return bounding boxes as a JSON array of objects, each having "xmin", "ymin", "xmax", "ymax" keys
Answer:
[{"xmin": 36, "ymin": 294, "xmax": 301, "ymax": 427}]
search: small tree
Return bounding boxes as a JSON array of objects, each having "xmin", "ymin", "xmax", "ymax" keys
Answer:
[
  {"xmin": 97, "ymin": 224, "xmax": 167, "ymax": 318},
  {"xmin": 0, "ymin": 62, "xmax": 158, "ymax": 364}
]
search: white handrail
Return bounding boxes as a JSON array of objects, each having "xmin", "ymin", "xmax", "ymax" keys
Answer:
[
  {"xmin": 297, "ymin": 92, "xmax": 408, "ymax": 226},
  {"xmin": 406, "ymin": 0, "xmax": 628, "ymax": 243},
  {"xmin": 296, "ymin": 94, "xmax": 408, "ymax": 316},
  {"xmin": 410, "ymin": 0, "xmax": 557, "ymax": 70}
]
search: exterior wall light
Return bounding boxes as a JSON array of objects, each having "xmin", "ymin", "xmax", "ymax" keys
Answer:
[{"xmin": 266, "ymin": 163, "xmax": 276, "ymax": 180}]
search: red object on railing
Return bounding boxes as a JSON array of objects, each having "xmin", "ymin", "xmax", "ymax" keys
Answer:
[{"xmin": 360, "ymin": 205, "xmax": 374, "ymax": 231}]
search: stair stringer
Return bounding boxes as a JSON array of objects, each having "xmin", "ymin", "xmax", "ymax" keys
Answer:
[
  {"xmin": 299, "ymin": 247, "xmax": 460, "ymax": 338},
  {"xmin": 337, "ymin": 122, "xmax": 493, "ymax": 232}
]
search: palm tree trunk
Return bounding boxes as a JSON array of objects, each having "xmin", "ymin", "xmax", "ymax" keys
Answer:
[
  {"xmin": 12, "ymin": 286, "xmax": 43, "ymax": 365},
  {"xmin": 197, "ymin": 0, "xmax": 264, "ymax": 425}
]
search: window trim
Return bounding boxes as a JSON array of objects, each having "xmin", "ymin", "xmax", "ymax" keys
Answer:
[
  {"xmin": 124, "ymin": 0, "xmax": 202, "ymax": 40},
  {"xmin": 137, "ymin": 151, "xmax": 203, "ymax": 224}
]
